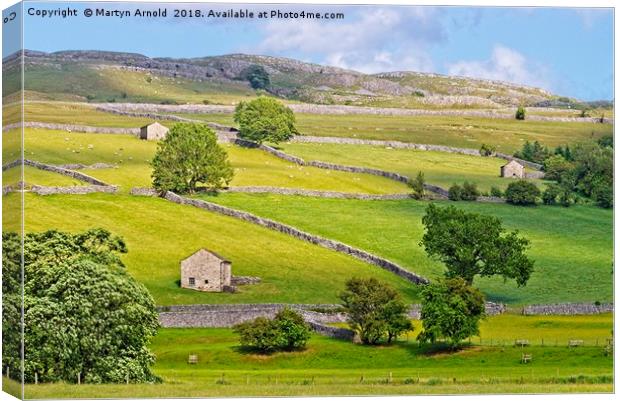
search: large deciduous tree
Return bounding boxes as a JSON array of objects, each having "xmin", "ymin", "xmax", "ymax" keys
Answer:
[
  {"xmin": 418, "ymin": 277, "xmax": 485, "ymax": 348},
  {"xmin": 2, "ymin": 229, "xmax": 160, "ymax": 384},
  {"xmin": 234, "ymin": 96, "xmax": 298, "ymax": 144},
  {"xmin": 151, "ymin": 123, "xmax": 233, "ymax": 194},
  {"xmin": 420, "ymin": 204, "xmax": 534, "ymax": 286},
  {"xmin": 339, "ymin": 277, "xmax": 412, "ymax": 345}
]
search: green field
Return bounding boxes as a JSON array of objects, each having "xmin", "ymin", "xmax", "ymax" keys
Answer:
[
  {"xmin": 204, "ymin": 194, "xmax": 613, "ymax": 305},
  {"xmin": 181, "ymin": 112, "xmax": 612, "ymax": 153},
  {"xmin": 14, "ymin": 313, "xmax": 613, "ymax": 398},
  {"xmin": 23, "ymin": 129, "xmax": 408, "ymax": 194},
  {"xmin": 3, "ymin": 192, "xmax": 420, "ymax": 305},
  {"xmin": 12, "ymin": 102, "xmax": 614, "ymax": 154},
  {"xmin": 3, "ymin": 165, "xmax": 86, "ymax": 187},
  {"xmin": 280, "ymin": 142, "xmax": 546, "ymax": 192}
]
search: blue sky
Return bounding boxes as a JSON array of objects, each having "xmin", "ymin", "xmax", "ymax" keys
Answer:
[{"xmin": 11, "ymin": 2, "xmax": 615, "ymax": 100}]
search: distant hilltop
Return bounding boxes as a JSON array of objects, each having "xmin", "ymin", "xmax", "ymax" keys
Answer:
[{"xmin": 2, "ymin": 49, "xmax": 608, "ymax": 109}]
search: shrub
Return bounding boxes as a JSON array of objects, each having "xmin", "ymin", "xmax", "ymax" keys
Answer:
[
  {"xmin": 461, "ymin": 181, "xmax": 480, "ymax": 201},
  {"xmin": 448, "ymin": 184, "xmax": 463, "ymax": 201},
  {"xmin": 542, "ymin": 184, "xmax": 561, "ymax": 205},
  {"xmin": 151, "ymin": 123, "xmax": 233, "ymax": 194},
  {"xmin": 233, "ymin": 308, "xmax": 311, "ymax": 353},
  {"xmin": 234, "ymin": 96, "xmax": 298, "ymax": 144},
  {"xmin": 490, "ymin": 186, "xmax": 503, "ymax": 198},
  {"xmin": 479, "ymin": 143, "xmax": 496, "ymax": 157},
  {"xmin": 505, "ymin": 180, "xmax": 540, "ymax": 205},
  {"xmin": 593, "ymin": 183, "xmax": 613, "ymax": 209},
  {"xmin": 409, "ymin": 171, "xmax": 425, "ymax": 200},
  {"xmin": 543, "ymin": 154, "xmax": 573, "ymax": 181},
  {"xmin": 515, "ymin": 106, "xmax": 526, "ymax": 120}
]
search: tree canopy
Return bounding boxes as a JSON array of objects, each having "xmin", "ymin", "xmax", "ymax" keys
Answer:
[
  {"xmin": 242, "ymin": 64, "xmax": 270, "ymax": 90},
  {"xmin": 418, "ymin": 277, "xmax": 486, "ymax": 348},
  {"xmin": 2, "ymin": 229, "xmax": 159, "ymax": 384},
  {"xmin": 151, "ymin": 123, "xmax": 233, "ymax": 194},
  {"xmin": 339, "ymin": 277, "xmax": 412, "ymax": 345},
  {"xmin": 234, "ymin": 96, "xmax": 298, "ymax": 144},
  {"xmin": 420, "ymin": 204, "xmax": 534, "ymax": 286},
  {"xmin": 234, "ymin": 308, "xmax": 311, "ymax": 353}
]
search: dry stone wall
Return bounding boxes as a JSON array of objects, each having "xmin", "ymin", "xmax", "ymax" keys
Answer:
[
  {"xmin": 163, "ymin": 191, "xmax": 429, "ymax": 285},
  {"xmin": 95, "ymin": 103, "xmax": 612, "ymax": 124},
  {"xmin": 23, "ymin": 159, "xmax": 111, "ymax": 186},
  {"xmin": 522, "ymin": 303, "xmax": 613, "ymax": 315},
  {"xmin": 226, "ymin": 186, "xmax": 412, "ymax": 200},
  {"xmin": 30, "ymin": 185, "xmax": 118, "ymax": 195},
  {"xmin": 2, "ymin": 121, "xmax": 139, "ymax": 135}
]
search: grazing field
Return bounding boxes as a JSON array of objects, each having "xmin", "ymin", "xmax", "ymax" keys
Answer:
[
  {"xmin": 18, "ymin": 317, "xmax": 613, "ymax": 398},
  {"xmin": 205, "ymin": 194, "xmax": 613, "ymax": 305},
  {"xmin": 4, "ymin": 192, "xmax": 420, "ymax": 305},
  {"xmin": 16, "ymin": 65, "xmax": 260, "ymax": 104},
  {"xmin": 280, "ymin": 142, "xmax": 546, "ymax": 192},
  {"xmin": 23, "ymin": 129, "xmax": 409, "ymax": 194},
  {"xmin": 3, "ymin": 165, "xmax": 86, "ymax": 187},
  {"xmin": 180, "ymin": 112, "xmax": 612, "ymax": 153}
]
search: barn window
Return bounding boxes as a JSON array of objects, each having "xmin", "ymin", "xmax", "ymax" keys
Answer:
[
  {"xmin": 188, "ymin": 277, "xmax": 195, "ymax": 286},
  {"xmin": 204, "ymin": 280, "xmax": 209, "ymax": 284}
]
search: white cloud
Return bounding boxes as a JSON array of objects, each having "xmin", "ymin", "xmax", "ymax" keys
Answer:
[
  {"xmin": 447, "ymin": 45, "xmax": 551, "ymax": 90},
  {"xmin": 250, "ymin": 7, "xmax": 445, "ymax": 73}
]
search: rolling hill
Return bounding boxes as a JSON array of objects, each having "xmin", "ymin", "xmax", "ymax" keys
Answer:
[{"xmin": 2, "ymin": 49, "xmax": 595, "ymax": 109}]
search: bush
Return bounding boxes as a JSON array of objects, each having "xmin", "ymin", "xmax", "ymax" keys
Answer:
[
  {"xmin": 593, "ymin": 184, "xmax": 613, "ymax": 209},
  {"xmin": 151, "ymin": 123, "xmax": 233, "ymax": 194},
  {"xmin": 448, "ymin": 182, "xmax": 478, "ymax": 201},
  {"xmin": 479, "ymin": 143, "xmax": 496, "ymax": 157},
  {"xmin": 448, "ymin": 184, "xmax": 462, "ymax": 201},
  {"xmin": 543, "ymin": 154, "xmax": 573, "ymax": 181},
  {"xmin": 233, "ymin": 308, "xmax": 311, "ymax": 353},
  {"xmin": 505, "ymin": 180, "xmax": 540, "ymax": 205},
  {"xmin": 409, "ymin": 171, "xmax": 425, "ymax": 200},
  {"xmin": 234, "ymin": 96, "xmax": 298, "ymax": 144},
  {"xmin": 542, "ymin": 184, "xmax": 561, "ymax": 205},
  {"xmin": 515, "ymin": 106, "xmax": 526, "ymax": 120},
  {"xmin": 490, "ymin": 186, "xmax": 503, "ymax": 198},
  {"xmin": 461, "ymin": 181, "xmax": 480, "ymax": 200}
]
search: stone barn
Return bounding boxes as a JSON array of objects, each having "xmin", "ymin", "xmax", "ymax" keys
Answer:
[
  {"xmin": 500, "ymin": 160, "xmax": 525, "ymax": 178},
  {"xmin": 180, "ymin": 249, "xmax": 232, "ymax": 292},
  {"xmin": 140, "ymin": 122, "xmax": 169, "ymax": 140}
]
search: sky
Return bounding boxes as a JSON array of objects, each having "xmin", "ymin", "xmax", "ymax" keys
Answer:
[{"xmin": 5, "ymin": 2, "xmax": 615, "ymax": 100}]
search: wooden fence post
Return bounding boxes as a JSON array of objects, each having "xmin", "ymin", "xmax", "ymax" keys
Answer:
[
  {"xmin": 77, "ymin": 372, "xmax": 81, "ymax": 385},
  {"xmin": 34, "ymin": 372, "xmax": 38, "ymax": 385}
]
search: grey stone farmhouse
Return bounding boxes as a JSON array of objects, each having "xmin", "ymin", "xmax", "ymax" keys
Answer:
[
  {"xmin": 500, "ymin": 160, "xmax": 525, "ymax": 178},
  {"xmin": 140, "ymin": 122, "xmax": 169, "ymax": 140},
  {"xmin": 180, "ymin": 249, "xmax": 232, "ymax": 292}
]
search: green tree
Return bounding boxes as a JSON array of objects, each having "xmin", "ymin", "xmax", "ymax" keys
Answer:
[
  {"xmin": 504, "ymin": 180, "xmax": 541, "ymax": 205},
  {"xmin": 514, "ymin": 140, "xmax": 550, "ymax": 164},
  {"xmin": 543, "ymin": 154, "xmax": 573, "ymax": 181},
  {"xmin": 490, "ymin": 186, "xmax": 503, "ymax": 198},
  {"xmin": 339, "ymin": 277, "xmax": 411, "ymax": 345},
  {"xmin": 418, "ymin": 277, "xmax": 485, "ymax": 348},
  {"xmin": 242, "ymin": 64, "xmax": 270, "ymax": 90},
  {"xmin": 409, "ymin": 171, "xmax": 425, "ymax": 200},
  {"xmin": 151, "ymin": 123, "xmax": 233, "ymax": 194},
  {"xmin": 515, "ymin": 105, "xmax": 526, "ymax": 120},
  {"xmin": 448, "ymin": 184, "xmax": 463, "ymax": 201},
  {"xmin": 3, "ymin": 229, "xmax": 159, "ymax": 384},
  {"xmin": 542, "ymin": 183, "xmax": 561, "ymax": 205},
  {"xmin": 233, "ymin": 308, "xmax": 311, "ymax": 353},
  {"xmin": 234, "ymin": 97, "xmax": 298, "ymax": 144},
  {"xmin": 461, "ymin": 181, "xmax": 480, "ymax": 201},
  {"xmin": 479, "ymin": 143, "xmax": 496, "ymax": 156},
  {"xmin": 421, "ymin": 204, "xmax": 534, "ymax": 286}
]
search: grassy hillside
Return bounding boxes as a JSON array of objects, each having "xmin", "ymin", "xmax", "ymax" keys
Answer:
[
  {"xmin": 20, "ymin": 314, "xmax": 613, "ymax": 398},
  {"xmin": 205, "ymin": 194, "xmax": 613, "ymax": 305},
  {"xmin": 3, "ymin": 165, "xmax": 86, "ymax": 187},
  {"xmin": 280, "ymin": 143, "xmax": 545, "ymax": 192},
  {"xmin": 23, "ymin": 129, "xmax": 409, "ymax": 194},
  {"xmin": 5, "ymin": 192, "xmax": 420, "ymax": 305}
]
